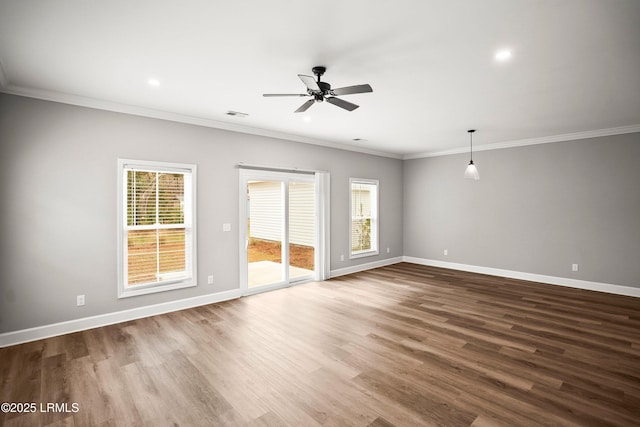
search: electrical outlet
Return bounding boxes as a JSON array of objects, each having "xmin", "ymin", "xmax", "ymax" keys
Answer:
[
  {"xmin": 340, "ymin": 254, "xmax": 344, "ymax": 261},
  {"xmin": 222, "ymin": 223, "xmax": 231, "ymax": 232},
  {"xmin": 386, "ymin": 247, "xmax": 390, "ymax": 253},
  {"xmin": 77, "ymin": 295, "xmax": 85, "ymax": 306},
  {"xmin": 207, "ymin": 275, "xmax": 214, "ymax": 284},
  {"xmin": 444, "ymin": 249, "xmax": 448, "ymax": 256},
  {"xmin": 572, "ymin": 264, "xmax": 579, "ymax": 272}
]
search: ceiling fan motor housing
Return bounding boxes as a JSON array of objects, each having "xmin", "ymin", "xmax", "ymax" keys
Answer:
[
  {"xmin": 315, "ymin": 81, "xmax": 331, "ymax": 102},
  {"xmin": 312, "ymin": 81, "xmax": 331, "ymax": 102}
]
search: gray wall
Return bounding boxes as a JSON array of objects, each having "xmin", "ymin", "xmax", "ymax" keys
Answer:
[
  {"xmin": 404, "ymin": 132, "xmax": 640, "ymax": 288},
  {"xmin": 2, "ymin": 91, "xmax": 638, "ymax": 335},
  {"xmin": 0, "ymin": 93, "xmax": 404, "ymax": 333}
]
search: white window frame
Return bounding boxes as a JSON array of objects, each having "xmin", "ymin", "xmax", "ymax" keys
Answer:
[
  {"xmin": 117, "ymin": 159, "xmax": 197, "ymax": 298},
  {"xmin": 349, "ymin": 178, "xmax": 379, "ymax": 259}
]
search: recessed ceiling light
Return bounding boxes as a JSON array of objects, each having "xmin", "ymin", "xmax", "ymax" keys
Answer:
[
  {"xmin": 495, "ymin": 49, "xmax": 512, "ymax": 62},
  {"xmin": 226, "ymin": 110, "xmax": 248, "ymax": 118},
  {"xmin": 147, "ymin": 78, "xmax": 160, "ymax": 87}
]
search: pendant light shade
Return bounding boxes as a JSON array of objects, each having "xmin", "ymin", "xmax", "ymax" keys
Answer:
[
  {"xmin": 464, "ymin": 161, "xmax": 480, "ymax": 180},
  {"xmin": 464, "ymin": 129, "xmax": 479, "ymax": 180}
]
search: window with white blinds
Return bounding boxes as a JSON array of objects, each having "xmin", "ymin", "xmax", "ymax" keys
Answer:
[
  {"xmin": 117, "ymin": 159, "xmax": 196, "ymax": 298},
  {"xmin": 350, "ymin": 178, "xmax": 379, "ymax": 258}
]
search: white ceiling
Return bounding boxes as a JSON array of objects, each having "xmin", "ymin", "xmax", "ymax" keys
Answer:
[{"xmin": 1, "ymin": 0, "xmax": 639, "ymax": 158}]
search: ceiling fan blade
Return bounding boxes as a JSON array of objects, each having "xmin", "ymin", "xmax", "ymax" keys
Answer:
[
  {"xmin": 330, "ymin": 84, "xmax": 373, "ymax": 96},
  {"xmin": 263, "ymin": 93, "xmax": 308, "ymax": 97},
  {"xmin": 298, "ymin": 74, "xmax": 320, "ymax": 91},
  {"xmin": 326, "ymin": 97, "xmax": 359, "ymax": 111},
  {"xmin": 294, "ymin": 99, "xmax": 315, "ymax": 113}
]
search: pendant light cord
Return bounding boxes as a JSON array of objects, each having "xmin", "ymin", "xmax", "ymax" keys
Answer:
[{"xmin": 468, "ymin": 129, "xmax": 475, "ymax": 162}]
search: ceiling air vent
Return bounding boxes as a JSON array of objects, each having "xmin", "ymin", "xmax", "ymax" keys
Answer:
[{"xmin": 226, "ymin": 110, "xmax": 248, "ymax": 118}]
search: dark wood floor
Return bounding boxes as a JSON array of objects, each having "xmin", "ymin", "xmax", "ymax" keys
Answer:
[{"xmin": 1, "ymin": 262, "xmax": 639, "ymax": 426}]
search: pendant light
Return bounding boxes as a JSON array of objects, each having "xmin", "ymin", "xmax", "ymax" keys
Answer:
[{"xmin": 464, "ymin": 129, "xmax": 480, "ymax": 180}]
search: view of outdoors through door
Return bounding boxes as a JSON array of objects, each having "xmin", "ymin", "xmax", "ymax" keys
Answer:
[
  {"xmin": 246, "ymin": 177, "xmax": 315, "ymax": 289},
  {"xmin": 247, "ymin": 180, "xmax": 284, "ymax": 287},
  {"xmin": 289, "ymin": 181, "xmax": 315, "ymax": 280}
]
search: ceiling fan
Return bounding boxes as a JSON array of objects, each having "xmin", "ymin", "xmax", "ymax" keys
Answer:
[{"xmin": 263, "ymin": 66, "xmax": 373, "ymax": 113}]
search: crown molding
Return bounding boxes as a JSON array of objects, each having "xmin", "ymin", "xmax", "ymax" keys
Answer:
[
  {"xmin": 0, "ymin": 84, "xmax": 403, "ymax": 160},
  {"xmin": 403, "ymin": 124, "xmax": 640, "ymax": 160},
  {"xmin": 2, "ymin": 84, "xmax": 637, "ymax": 161}
]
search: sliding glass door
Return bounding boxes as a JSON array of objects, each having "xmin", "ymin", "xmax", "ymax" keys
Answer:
[
  {"xmin": 239, "ymin": 169, "xmax": 317, "ymax": 295},
  {"xmin": 288, "ymin": 180, "xmax": 315, "ymax": 281}
]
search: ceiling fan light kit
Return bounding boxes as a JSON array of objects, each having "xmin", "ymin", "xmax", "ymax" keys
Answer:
[
  {"xmin": 464, "ymin": 129, "xmax": 480, "ymax": 180},
  {"xmin": 264, "ymin": 66, "xmax": 373, "ymax": 113}
]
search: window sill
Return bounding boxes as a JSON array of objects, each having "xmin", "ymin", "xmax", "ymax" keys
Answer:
[
  {"xmin": 350, "ymin": 250, "xmax": 379, "ymax": 260},
  {"xmin": 118, "ymin": 280, "xmax": 196, "ymax": 298}
]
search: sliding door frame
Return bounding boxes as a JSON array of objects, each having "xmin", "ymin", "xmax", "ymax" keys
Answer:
[{"xmin": 238, "ymin": 167, "xmax": 329, "ymax": 296}]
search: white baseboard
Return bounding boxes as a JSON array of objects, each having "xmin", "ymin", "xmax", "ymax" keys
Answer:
[
  {"xmin": 403, "ymin": 256, "xmax": 640, "ymax": 298},
  {"xmin": 3, "ymin": 257, "xmax": 637, "ymax": 348},
  {"xmin": 1, "ymin": 256, "xmax": 399, "ymax": 348},
  {"xmin": 330, "ymin": 256, "xmax": 403, "ymax": 278},
  {"xmin": 0, "ymin": 289, "xmax": 242, "ymax": 348}
]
